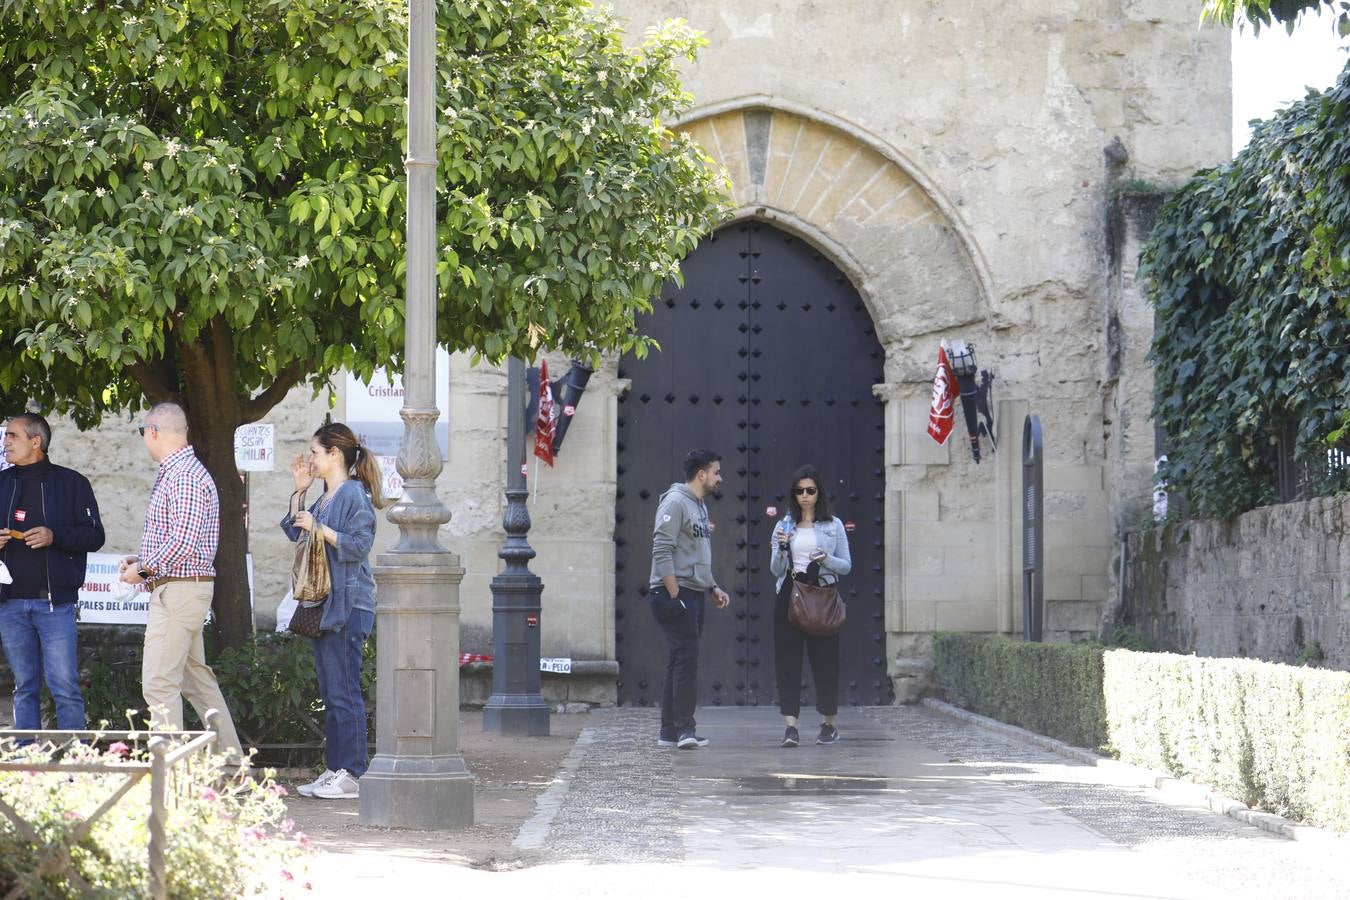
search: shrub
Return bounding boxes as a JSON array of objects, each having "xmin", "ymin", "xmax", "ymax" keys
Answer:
[
  {"xmin": 0, "ymin": 739, "xmax": 311, "ymax": 897},
  {"xmin": 77, "ymin": 631, "xmax": 376, "ymax": 767},
  {"xmin": 933, "ymin": 634, "xmax": 1350, "ymax": 830},
  {"xmin": 1103, "ymin": 650, "xmax": 1350, "ymax": 828},
  {"xmin": 932, "ymin": 633, "xmax": 1107, "ymax": 750}
]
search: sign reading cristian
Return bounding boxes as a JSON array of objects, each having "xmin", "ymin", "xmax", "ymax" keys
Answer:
[{"xmin": 345, "ymin": 348, "xmax": 451, "ymax": 499}]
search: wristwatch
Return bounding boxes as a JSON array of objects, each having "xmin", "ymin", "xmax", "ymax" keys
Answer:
[{"xmin": 137, "ymin": 566, "xmax": 153, "ymax": 581}]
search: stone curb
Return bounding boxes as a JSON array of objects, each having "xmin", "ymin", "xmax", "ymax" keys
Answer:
[
  {"xmin": 512, "ymin": 727, "xmax": 595, "ymax": 851},
  {"xmin": 921, "ymin": 698, "xmax": 1345, "ymax": 845}
]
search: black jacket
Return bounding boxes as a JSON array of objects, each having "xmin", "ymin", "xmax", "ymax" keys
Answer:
[{"xmin": 0, "ymin": 461, "xmax": 105, "ymax": 603}]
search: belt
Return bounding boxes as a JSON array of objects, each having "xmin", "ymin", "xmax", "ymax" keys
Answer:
[{"xmin": 153, "ymin": 576, "xmax": 215, "ymax": 588}]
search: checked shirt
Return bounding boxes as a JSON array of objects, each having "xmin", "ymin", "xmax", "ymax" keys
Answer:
[{"xmin": 138, "ymin": 445, "xmax": 219, "ymax": 579}]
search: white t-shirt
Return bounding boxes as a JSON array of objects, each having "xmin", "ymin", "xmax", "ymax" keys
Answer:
[{"xmin": 791, "ymin": 524, "xmax": 819, "ymax": 573}]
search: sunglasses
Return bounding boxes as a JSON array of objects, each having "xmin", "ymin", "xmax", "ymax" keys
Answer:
[
  {"xmin": 136, "ymin": 424, "xmax": 158, "ymax": 436},
  {"xmin": 793, "ymin": 486, "xmax": 818, "ymax": 496}
]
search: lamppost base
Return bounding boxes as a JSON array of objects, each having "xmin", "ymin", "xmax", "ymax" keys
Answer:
[
  {"xmin": 482, "ymin": 696, "xmax": 551, "ymax": 736},
  {"xmin": 358, "ymin": 754, "xmax": 474, "ymax": 828}
]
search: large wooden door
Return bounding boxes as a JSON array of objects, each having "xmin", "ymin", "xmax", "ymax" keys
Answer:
[{"xmin": 615, "ymin": 221, "xmax": 892, "ymax": 709}]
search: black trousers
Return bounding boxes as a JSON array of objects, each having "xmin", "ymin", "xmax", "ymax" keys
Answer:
[
  {"xmin": 650, "ymin": 585, "xmax": 706, "ymax": 734},
  {"xmin": 774, "ymin": 576, "xmax": 840, "ymax": 718}
]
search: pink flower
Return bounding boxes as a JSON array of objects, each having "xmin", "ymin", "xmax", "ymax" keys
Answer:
[
  {"xmin": 64, "ymin": 811, "xmax": 80, "ymax": 821},
  {"xmin": 281, "ymin": 869, "xmax": 294, "ymax": 882},
  {"xmin": 280, "ymin": 818, "xmax": 295, "ymax": 834},
  {"xmin": 304, "ymin": 884, "xmax": 313, "ymax": 891},
  {"xmin": 270, "ymin": 784, "xmax": 289, "ymax": 797},
  {"xmin": 243, "ymin": 825, "xmax": 265, "ymax": 842},
  {"xmin": 108, "ymin": 742, "xmax": 130, "ymax": 758},
  {"xmin": 297, "ymin": 834, "xmax": 312, "ymax": 850},
  {"xmin": 201, "ymin": 788, "xmax": 219, "ymax": 802}
]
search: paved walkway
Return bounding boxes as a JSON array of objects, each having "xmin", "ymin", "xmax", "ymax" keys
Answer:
[{"xmin": 307, "ymin": 705, "xmax": 1349, "ymax": 897}]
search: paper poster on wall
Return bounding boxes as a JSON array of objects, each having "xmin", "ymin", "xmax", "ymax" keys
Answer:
[
  {"xmin": 234, "ymin": 423, "xmax": 275, "ymax": 472},
  {"xmin": 378, "ymin": 454, "xmax": 405, "ymax": 501},
  {"xmin": 77, "ymin": 553, "xmax": 254, "ymax": 626},
  {"xmin": 345, "ymin": 350, "xmax": 451, "ymax": 460}
]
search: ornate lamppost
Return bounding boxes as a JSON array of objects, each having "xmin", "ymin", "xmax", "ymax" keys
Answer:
[
  {"xmin": 483, "ymin": 358, "xmax": 550, "ymax": 735},
  {"xmin": 359, "ymin": 0, "xmax": 474, "ymax": 827}
]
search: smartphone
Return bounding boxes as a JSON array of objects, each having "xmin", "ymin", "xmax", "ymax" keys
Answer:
[{"xmin": 8, "ymin": 530, "xmax": 22, "ymax": 540}]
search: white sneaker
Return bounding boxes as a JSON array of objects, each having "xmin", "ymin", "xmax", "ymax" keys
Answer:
[
  {"xmin": 296, "ymin": 769, "xmax": 336, "ymax": 798},
  {"xmin": 312, "ymin": 768, "xmax": 359, "ymax": 799}
]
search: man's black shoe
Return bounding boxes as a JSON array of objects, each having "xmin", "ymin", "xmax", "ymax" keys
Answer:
[
  {"xmin": 781, "ymin": 726, "xmax": 799, "ymax": 748},
  {"xmin": 816, "ymin": 724, "xmax": 839, "ymax": 745}
]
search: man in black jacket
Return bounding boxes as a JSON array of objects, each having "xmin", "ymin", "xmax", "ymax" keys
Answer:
[{"xmin": 0, "ymin": 414, "xmax": 105, "ymax": 732}]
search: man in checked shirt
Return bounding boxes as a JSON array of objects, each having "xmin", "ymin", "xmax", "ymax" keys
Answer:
[{"xmin": 118, "ymin": 402, "xmax": 244, "ymax": 763}]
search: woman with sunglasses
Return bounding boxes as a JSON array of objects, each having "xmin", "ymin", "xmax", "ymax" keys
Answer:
[{"xmin": 768, "ymin": 464, "xmax": 852, "ymax": 748}]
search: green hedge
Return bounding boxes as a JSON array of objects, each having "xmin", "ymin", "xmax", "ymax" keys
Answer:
[
  {"xmin": 933, "ymin": 633, "xmax": 1350, "ymax": 830},
  {"xmin": 70, "ymin": 631, "xmax": 376, "ymax": 767},
  {"xmin": 932, "ymin": 633, "xmax": 1107, "ymax": 750}
]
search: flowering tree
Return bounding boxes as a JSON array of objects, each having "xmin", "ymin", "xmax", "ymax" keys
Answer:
[{"xmin": 0, "ymin": 0, "xmax": 728, "ymax": 649}]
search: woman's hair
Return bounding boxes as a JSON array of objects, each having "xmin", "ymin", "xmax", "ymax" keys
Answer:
[
  {"xmin": 786, "ymin": 464, "xmax": 832, "ymax": 522},
  {"xmin": 314, "ymin": 422, "xmax": 386, "ymax": 509}
]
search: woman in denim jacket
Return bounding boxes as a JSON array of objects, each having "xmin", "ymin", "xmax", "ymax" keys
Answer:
[
  {"xmin": 282, "ymin": 423, "xmax": 384, "ymax": 801},
  {"xmin": 768, "ymin": 464, "xmax": 852, "ymax": 748}
]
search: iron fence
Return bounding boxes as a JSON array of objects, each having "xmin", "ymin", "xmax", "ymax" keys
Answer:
[{"xmin": 0, "ymin": 721, "xmax": 220, "ymax": 900}]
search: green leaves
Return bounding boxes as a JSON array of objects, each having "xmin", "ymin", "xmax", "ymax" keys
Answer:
[
  {"xmin": 0, "ymin": 0, "xmax": 727, "ymax": 429},
  {"xmin": 1142, "ymin": 61, "xmax": 1350, "ymax": 519}
]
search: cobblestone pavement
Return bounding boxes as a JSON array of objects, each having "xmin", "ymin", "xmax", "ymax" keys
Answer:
[
  {"xmin": 307, "ymin": 704, "xmax": 1349, "ymax": 897},
  {"xmin": 518, "ymin": 704, "xmax": 1349, "ymax": 898}
]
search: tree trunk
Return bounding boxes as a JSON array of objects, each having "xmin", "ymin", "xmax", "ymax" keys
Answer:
[
  {"xmin": 193, "ymin": 410, "xmax": 253, "ymax": 653},
  {"xmin": 136, "ymin": 315, "xmax": 307, "ymax": 655}
]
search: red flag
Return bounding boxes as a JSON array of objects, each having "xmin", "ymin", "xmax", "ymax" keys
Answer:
[
  {"xmin": 927, "ymin": 342, "xmax": 957, "ymax": 445},
  {"xmin": 534, "ymin": 360, "xmax": 557, "ymax": 466}
]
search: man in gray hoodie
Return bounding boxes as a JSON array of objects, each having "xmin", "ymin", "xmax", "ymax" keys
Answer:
[{"xmin": 649, "ymin": 449, "xmax": 730, "ymax": 750}]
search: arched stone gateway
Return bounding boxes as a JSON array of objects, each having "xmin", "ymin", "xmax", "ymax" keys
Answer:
[
  {"xmin": 614, "ymin": 220, "xmax": 893, "ymax": 708},
  {"xmin": 676, "ymin": 101, "xmax": 993, "ymax": 355}
]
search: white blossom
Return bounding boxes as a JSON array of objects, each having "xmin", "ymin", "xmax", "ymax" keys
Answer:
[
  {"xmin": 292, "ymin": 255, "xmax": 311, "ymax": 269},
  {"xmin": 384, "ymin": 50, "xmax": 399, "ymax": 64},
  {"xmin": 163, "ymin": 139, "xmax": 182, "ymax": 158},
  {"xmin": 176, "ymin": 205, "xmax": 194, "ymax": 217},
  {"xmin": 142, "ymin": 161, "xmax": 153, "ymax": 172},
  {"xmin": 94, "ymin": 187, "xmax": 107, "ymax": 197}
]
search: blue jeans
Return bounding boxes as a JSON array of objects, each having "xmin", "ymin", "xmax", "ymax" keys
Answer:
[
  {"xmin": 0, "ymin": 599, "xmax": 86, "ymax": 731},
  {"xmin": 311, "ymin": 608, "xmax": 373, "ymax": 777}
]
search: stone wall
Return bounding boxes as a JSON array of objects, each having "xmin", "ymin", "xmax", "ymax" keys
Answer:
[{"xmin": 1110, "ymin": 496, "xmax": 1350, "ymax": 669}]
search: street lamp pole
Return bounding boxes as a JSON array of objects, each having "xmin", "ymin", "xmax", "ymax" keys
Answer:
[
  {"xmin": 483, "ymin": 358, "xmax": 550, "ymax": 735},
  {"xmin": 359, "ymin": 0, "xmax": 474, "ymax": 827}
]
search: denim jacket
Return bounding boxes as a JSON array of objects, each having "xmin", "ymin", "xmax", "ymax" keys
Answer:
[{"xmin": 768, "ymin": 514, "xmax": 852, "ymax": 593}]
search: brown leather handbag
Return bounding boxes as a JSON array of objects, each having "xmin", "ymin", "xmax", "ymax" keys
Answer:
[
  {"xmin": 788, "ymin": 577, "xmax": 846, "ymax": 636},
  {"xmin": 288, "ymin": 521, "xmax": 330, "ymax": 639}
]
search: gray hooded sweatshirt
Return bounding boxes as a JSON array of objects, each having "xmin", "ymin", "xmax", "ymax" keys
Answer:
[{"xmin": 649, "ymin": 482, "xmax": 716, "ymax": 592}]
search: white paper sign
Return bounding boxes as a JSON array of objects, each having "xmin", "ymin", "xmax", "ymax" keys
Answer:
[
  {"xmin": 77, "ymin": 553, "xmax": 254, "ymax": 625},
  {"xmin": 346, "ymin": 350, "xmax": 451, "ymax": 459},
  {"xmin": 234, "ymin": 423, "xmax": 275, "ymax": 472},
  {"xmin": 378, "ymin": 455, "xmax": 404, "ymax": 501},
  {"xmin": 540, "ymin": 657, "xmax": 573, "ymax": 674}
]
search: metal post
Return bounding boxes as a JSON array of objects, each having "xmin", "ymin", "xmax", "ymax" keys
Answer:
[
  {"xmin": 147, "ymin": 738, "xmax": 167, "ymax": 900},
  {"xmin": 1021, "ymin": 414, "xmax": 1045, "ymax": 642},
  {"xmin": 483, "ymin": 358, "xmax": 550, "ymax": 734},
  {"xmin": 358, "ymin": 0, "xmax": 473, "ymax": 828}
]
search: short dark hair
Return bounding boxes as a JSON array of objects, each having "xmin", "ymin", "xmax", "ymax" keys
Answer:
[
  {"xmin": 787, "ymin": 464, "xmax": 832, "ymax": 521},
  {"xmin": 10, "ymin": 413, "xmax": 51, "ymax": 454},
  {"xmin": 683, "ymin": 449, "xmax": 721, "ymax": 481}
]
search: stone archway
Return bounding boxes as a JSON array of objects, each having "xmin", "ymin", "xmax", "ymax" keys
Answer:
[
  {"xmin": 670, "ymin": 104, "xmax": 1008, "ymax": 688},
  {"xmin": 676, "ymin": 101, "xmax": 993, "ymax": 355}
]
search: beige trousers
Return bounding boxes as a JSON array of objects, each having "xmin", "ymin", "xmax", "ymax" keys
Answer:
[{"xmin": 141, "ymin": 581, "xmax": 244, "ymax": 761}]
